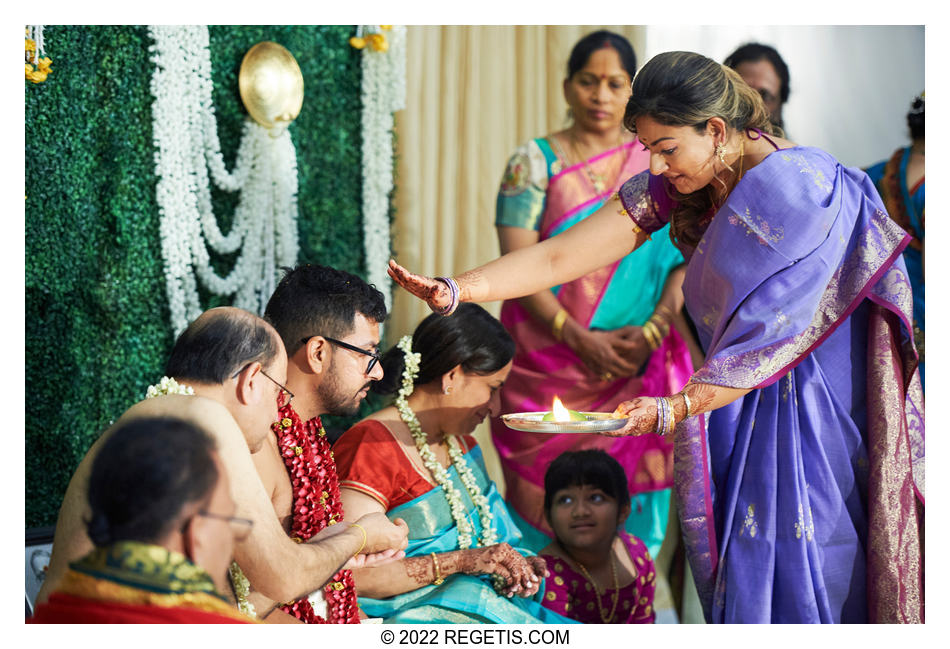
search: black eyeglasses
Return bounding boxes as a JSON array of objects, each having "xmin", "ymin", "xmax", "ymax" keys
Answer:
[
  {"xmin": 231, "ymin": 364, "xmax": 294, "ymax": 406},
  {"xmin": 301, "ymin": 336, "xmax": 381, "ymax": 375},
  {"xmin": 195, "ymin": 510, "xmax": 254, "ymax": 542}
]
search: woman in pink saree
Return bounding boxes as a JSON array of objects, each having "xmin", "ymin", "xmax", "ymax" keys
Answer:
[{"xmin": 492, "ymin": 31, "xmax": 695, "ymax": 554}]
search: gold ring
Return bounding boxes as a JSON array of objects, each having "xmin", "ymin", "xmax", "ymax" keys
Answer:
[{"xmin": 601, "ymin": 372, "xmax": 614, "ymax": 381}]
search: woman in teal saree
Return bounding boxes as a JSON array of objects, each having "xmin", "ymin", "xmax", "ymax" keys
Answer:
[{"xmin": 334, "ymin": 305, "xmax": 575, "ymax": 624}]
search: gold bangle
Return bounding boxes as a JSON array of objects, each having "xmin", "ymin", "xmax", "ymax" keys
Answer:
[
  {"xmin": 680, "ymin": 391, "xmax": 693, "ymax": 419},
  {"xmin": 349, "ymin": 523, "xmax": 367, "ymax": 557},
  {"xmin": 431, "ymin": 552, "xmax": 444, "ymax": 585},
  {"xmin": 663, "ymin": 396, "xmax": 676, "ymax": 435},
  {"xmin": 649, "ymin": 312, "xmax": 670, "ymax": 328},
  {"xmin": 642, "ymin": 320, "xmax": 661, "ymax": 350},
  {"xmin": 551, "ymin": 308, "xmax": 568, "ymax": 342},
  {"xmin": 655, "ymin": 304, "xmax": 675, "ymax": 320}
]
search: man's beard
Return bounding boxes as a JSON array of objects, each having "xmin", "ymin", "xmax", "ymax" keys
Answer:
[{"xmin": 317, "ymin": 371, "xmax": 372, "ymax": 417}]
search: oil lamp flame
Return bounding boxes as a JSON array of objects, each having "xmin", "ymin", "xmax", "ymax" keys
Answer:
[{"xmin": 551, "ymin": 396, "xmax": 571, "ymax": 422}]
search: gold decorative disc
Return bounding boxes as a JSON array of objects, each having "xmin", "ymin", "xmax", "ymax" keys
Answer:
[{"xmin": 238, "ymin": 41, "xmax": 304, "ymax": 129}]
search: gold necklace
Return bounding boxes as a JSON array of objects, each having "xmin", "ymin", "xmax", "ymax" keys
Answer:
[
  {"xmin": 564, "ymin": 130, "xmax": 625, "ymax": 194},
  {"xmin": 574, "ymin": 554, "xmax": 619, "ymax": 623}
]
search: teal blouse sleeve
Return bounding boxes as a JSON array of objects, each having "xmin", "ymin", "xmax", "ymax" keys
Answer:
[{"xmin": 495, "ymin": 139, "xmax": 550, "ymax": 231}]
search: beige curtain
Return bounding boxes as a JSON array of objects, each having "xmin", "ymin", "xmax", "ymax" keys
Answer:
[{"xmin": 390, "ymin": 26, "xmax": 645, "ymax": 491}]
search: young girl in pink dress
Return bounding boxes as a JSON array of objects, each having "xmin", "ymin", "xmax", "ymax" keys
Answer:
[{"xmin": 539, "ymin": 450, "xmax": 656, "ymax": 623}]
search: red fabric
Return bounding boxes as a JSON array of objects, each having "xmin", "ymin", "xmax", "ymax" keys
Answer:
[
  {"xmin": 29, "ymin": 593, "xmax": 250, "ymax": 624},
  {"xmin": 272, "ymin": 402, "xmax": 359, "ymax": 624},
  {"xmin": 333, "ymin": 419, "xmax": 477, "ymax": 510}
]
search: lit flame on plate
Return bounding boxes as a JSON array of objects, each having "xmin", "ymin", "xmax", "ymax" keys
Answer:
[{"xmin": 551, "ymin": 396, "xmax": 571, "ymax": 422}]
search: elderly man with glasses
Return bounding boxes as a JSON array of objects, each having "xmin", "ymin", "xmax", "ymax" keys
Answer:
[{"xmin": 242, "ymin": 264, "xmax": 396, "ymax": 623}]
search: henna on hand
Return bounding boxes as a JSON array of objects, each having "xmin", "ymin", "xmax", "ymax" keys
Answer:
[
  {"xmin": 454, "ymin": 268, "xmax": 483, "ymax": 302},
  {"xmin": 685, "ymin": 382, "xmax": 716, "ymax": 414},
  {"xmin": 404, "ymin": 555, "xmax": 437, "ymax": 586},
  {"xmin": 387, "ymin": 260, "xmax": 445, "ymax": 306}
]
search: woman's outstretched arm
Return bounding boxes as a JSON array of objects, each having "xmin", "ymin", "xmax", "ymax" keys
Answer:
[{"xmin": 389, "ymin": 195, "xmax": 647, "ymax": 310}]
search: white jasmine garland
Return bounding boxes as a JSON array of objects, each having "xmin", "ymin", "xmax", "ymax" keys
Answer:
[
  {"xmin": 144, "ymin": 376, "xmax": 195, "ymax": 399},
  {"xmin": 148, "ymin": 26, "xmax": 299, "ymax": 336},
  {"xmin": 394, "ymin": 336, "xmax": 497, "ymax": 550},
  {"xmin": 358, "ymin": 25, "xmax": 406, "ymax": 313}
]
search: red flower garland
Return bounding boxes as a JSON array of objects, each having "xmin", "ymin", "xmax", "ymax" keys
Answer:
[{"xmin": 272, "ymin": 402, "xmax": 360, "ymax": 624}]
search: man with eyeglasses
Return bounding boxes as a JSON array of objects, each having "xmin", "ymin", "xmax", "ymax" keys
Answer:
[
  {"xmin": 244, "ymin": 264, "xmax": 402, "ymax": 623},
  {"xmin": 31, "ymin": 417, "xmax": 255, "ymax": 623},
  {"xmin": 37, "ymin": 306, "xmax": 408, "ymax": 622}
]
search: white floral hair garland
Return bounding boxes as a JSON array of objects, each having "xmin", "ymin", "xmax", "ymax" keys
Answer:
[
  {"xmin": 148, "ymin": 25, "xmax": 299, "ymax": 336},
  {"xmin": 358, "ymin": 25, "xmax": 406, "ymax": 314},
  {"xmin": 144, "ymin": 375, "xmax": 257, "ymax": 619},
  {"xmin": 394, "ymin": 335, "xmax": 497, "ymax": 550}
]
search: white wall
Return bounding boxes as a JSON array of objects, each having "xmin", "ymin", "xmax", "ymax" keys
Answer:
[{"xmin": 643, "ymin": 25, "xmax": 924, "ymax": 168}]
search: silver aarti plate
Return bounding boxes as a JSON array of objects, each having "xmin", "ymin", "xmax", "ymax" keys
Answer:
[{"xmin": 500, "ymin": 411, "xmax": 628, "ymax": 434}]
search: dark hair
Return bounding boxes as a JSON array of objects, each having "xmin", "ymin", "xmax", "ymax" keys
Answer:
[
  {"xmin": 86, "ymin": 417, "xmax": 219, "ymax": 547},
  {"xmin": 723, "ymin": 42, "xmax": 790, "ymax": 104},
  {"xmin": 164, "ymin": 308, "xmax": 280, "ymax": 384},
  {"xmin": 624, "ymin": 51, "xmax": 778, "ymax": 249},
  {"xmin": 543, "ymin": 450, "xmax": 630, "ymax": 518},
  {"xmin": 264, "ymin": 264, "xmax": 388, "ymax": 356},
  {"xmin": 567, "ymin": 30, "xmax": 637, "ymax": 80},
  {"xmin": 373, "ymin": 303, "xmax": 515, "ymax": 395},
  {"xmin": 907, "ymin": 93, "xmax": 924, "ymax": 141}
]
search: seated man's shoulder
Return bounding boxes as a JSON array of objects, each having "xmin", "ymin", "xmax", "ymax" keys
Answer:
[{"xmin": 117, "ymin": 395, "xmax": 241, "ymax": 440}]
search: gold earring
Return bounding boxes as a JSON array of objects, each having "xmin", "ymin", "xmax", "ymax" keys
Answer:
[
  {"xmin": 715, "ymin": 142, "xmax": 726, "ymax": 163},
  {"xmin": 444, "ymin": 386, "xmax": 452, "ymax": 395}
]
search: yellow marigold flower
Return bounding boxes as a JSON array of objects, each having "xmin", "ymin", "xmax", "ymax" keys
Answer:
[
  {"xmin": 38, "ymin": 57, "xmax": 52, "ymax": 72},
  {"xmin": 367, "ymin": 33, "xmax": 388, "ymax": 52},
  {"xmin": 25, "ymin": 63, "xmax": 34, "ymax": 75},
  {"xmin": 25, "ymin": 38, "xmax": 36, "ymax": 52},
  {"xmin": 28, "ymin": 70, "xmax": 48, "ymax": 84},
  {"xmin": 349, "ymin": 36, "xmax": 366, "ymax": 50},
  {"xmin": 380, "ymin": 25, "xmax": 392, "ymax": 30}
]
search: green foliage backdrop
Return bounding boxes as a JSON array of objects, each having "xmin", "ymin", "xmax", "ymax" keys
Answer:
[{"xmin": 25, "ymin": 25, "xmax": 374, "ymax": 528}]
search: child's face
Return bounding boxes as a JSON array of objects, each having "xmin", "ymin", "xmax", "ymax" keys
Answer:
[{"xmin": 547, "ymin": 483, "xmax": 622, "ymax": 551}]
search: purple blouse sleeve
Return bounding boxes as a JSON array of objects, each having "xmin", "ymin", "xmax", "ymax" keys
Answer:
[{"xmin": 617, "ymin": 170, "xmax": 670, "ymax": 234}]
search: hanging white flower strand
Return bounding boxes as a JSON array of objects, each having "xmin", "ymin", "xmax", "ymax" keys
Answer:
[
  {"xmin": 148, "ymin": 25, "xmax": 299, "ymax": 336},
  {"xmin": 356, "ymin": 25, "xmax": 406, "ymax": 314},
  {"xmin": 394, "ymin": 336, "xmax": 497, "ymax": 550}
]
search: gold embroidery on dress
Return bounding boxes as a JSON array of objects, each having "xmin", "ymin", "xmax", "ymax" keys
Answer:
[
  {"xmin": 739, "ymin": 504, "xmax": 758, "ymax": 538},
  {"xmin": 794, "ymin": 502, "xmax": 815, "ymax": 542},
  {"xmin": 726, "ymin": 207, "xmax": 785, "ymax": 246},
  {"xmin": 781, "ymin": 152, "xmax": 833, "ymax": 193}
]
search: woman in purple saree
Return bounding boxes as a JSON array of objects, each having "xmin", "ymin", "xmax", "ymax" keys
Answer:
[{"xmin": 387, "ymin": 51, "xmax": 923, "ymax": 623}]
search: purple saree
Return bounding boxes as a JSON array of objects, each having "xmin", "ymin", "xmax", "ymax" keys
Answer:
[{"xmin": 618, "ymin": 146, "xmax": 924, "ymax": 623}]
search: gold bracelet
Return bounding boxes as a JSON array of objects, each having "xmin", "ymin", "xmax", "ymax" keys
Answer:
[
  {"xmin": 431, "ymin": 552, "xmax": 444, "ymax": 585},
  {"xmin": 349, "ymin": 523, "xmax": 367, "ymax": 557},
  {"xmin": 648, "ymin": 314, "xmax": 670, "ymax": 337},
  {"xmin": 551, "ymin": 308, "xmax": 569, "ymax": 342},
  {"xmin": 642, "ymin": 320, "xmax": 661, "ymax": 350},
  {"xmin": 663, "ymin": 396, "xmax": 676, "ymax": 435},
  {"xmin": 680, "ymin": 391, "xmax": 693, "ymax": 419},
  {"xmin": 655, "ymin": 303, "xmax": 676, "ymax": 320}
]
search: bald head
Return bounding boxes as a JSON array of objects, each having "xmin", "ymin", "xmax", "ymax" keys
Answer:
[{"xmin": 165, "ymin": 307, "xmax": 283, "ymax": 384}]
